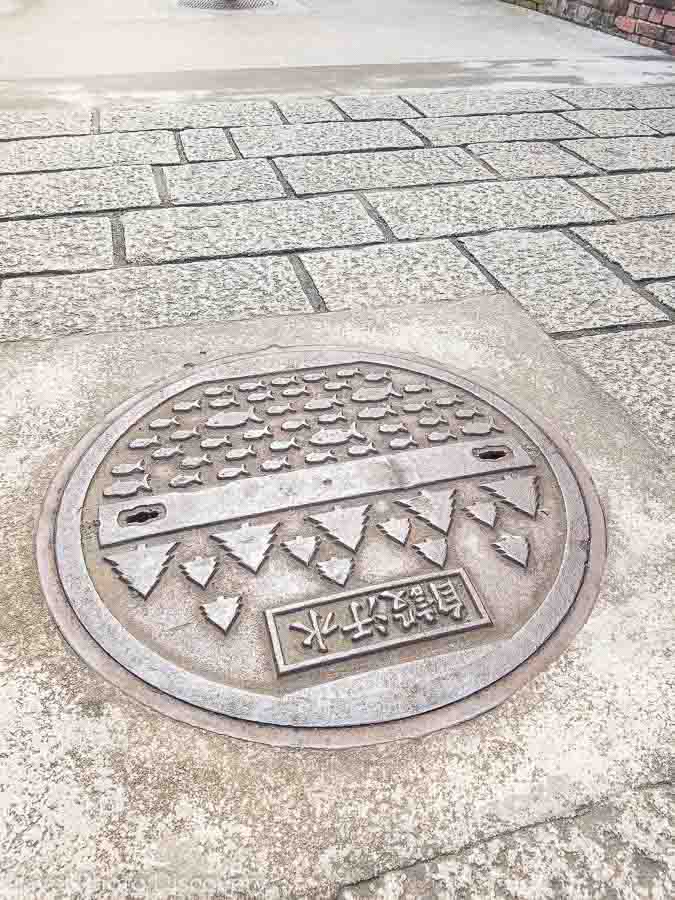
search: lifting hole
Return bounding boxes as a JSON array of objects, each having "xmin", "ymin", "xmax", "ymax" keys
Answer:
[
  {"xmin": 473, "ymin": 446, "xmax": 509, "ymax": 461},
  {"xmin": 119, "ymin": 504, "xmax": 166, "ymax": 526}
]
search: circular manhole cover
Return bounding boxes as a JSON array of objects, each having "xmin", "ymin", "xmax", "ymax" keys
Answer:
[{"xmin": 39, "ymin": 347, "xmax": 605, "ymax": 747}]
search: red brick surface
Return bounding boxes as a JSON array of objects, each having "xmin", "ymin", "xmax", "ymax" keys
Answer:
[
  {"xmin": 636, "ymin": 18, "xmax": 665, "ymax": 34},
  {"xmin": 664, "ymin": 12, "xmax": 675, "ymax": 27},
  {"xmin": 616, "ymin": 14, "xmax": 638, "ymax": 29},
  {"xmin": 649, "ymin": 8, "xmax": 665, "ymax": 22}
]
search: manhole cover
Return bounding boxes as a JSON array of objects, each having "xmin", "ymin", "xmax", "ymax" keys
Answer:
[
  {"xmin": 179, "ymin": 0, "xmax": 277, "ymax": 10},
  {"xmin": 39, "ymin": 347, "xmax": 605, "ymax": 747}
]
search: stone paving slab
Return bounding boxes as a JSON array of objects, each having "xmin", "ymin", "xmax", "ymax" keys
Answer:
[
  {"xmin": 178, "ymin": 128, "xmax": 236, "ymax": 162},
  {"xmin": 276, "ymin": 147, "xmax": 491, "ymax": 194},
  {"xmin": 574, "ymin": 172, "xmax": 675, "ymax": 219},
  {"xmin": 466, "ymin": 142, "xmax": 597, "ymax": 179},
  {"xmin": 0, "ymin": 165, "xmax": 160, "ymax": 219},
  {"xmin": 275, "ymin": 97, "xmax": 343, "ymax": 124},
  {"xmin": 0, "ymin": 105, "xmax": 91, "ymax": 141},
  {"xmin": 0, "ymin": 217, "xmax": 113, "ymax": 276},
  {"xmin": 561, "ymin": 109, "xmax": 658, "ymax": 137},
  {"xmin": 411, "ymin": 113, "xmax": 589, "ymax": 146},
  {"xmin": 563, "ymin": 327, "xmax": 675, "ymax": 452},
  {"xmin": 562, "ymin": 136, "xmax": 675, "ymax": 171},
  {"xmin": 574, "ymin": 220, "xmax": 675, "ymax": 280},
  {"xmin": 231, "ymin": 121, "xmax": 423, "ymax": 158},
  {"xmin": 122, "ymin": 195, "xmax": 384, "ymax": 264},
  {"xmin": 461, "ymin": 230, "xmax": 665, "ymax": 334},
  {"xmin": 618, "ymin": 86, "xmax": 675, "ymax": 109},
  {"xmin": 549, "ymin": 87, "xmax": 637, "ymax": 110},
  {"xmin": 0, "ymin": 131, "xmax": 180, "ymax": 175},
  {"xmin": 332, "ymin": 95, "xmax": 420, "ymax": 120},
  {"xmin": 639, "ymin": 109, "xmax": 675, "ymax": 135},
  {"xmin": 300, "ymin": 239, "xmax": 496, "ymax": 309},
  {"xmin": 400, "ymin": 90, "xmax": 573, "ymax": 117},
  {"xmin": 0, "ymin": 257, "xmax": 311, "ymax": 342},
  {"xmin": 646, "ymin": 281, "xmax": 675, "ymax": 312},
  {"xmin": 99, "ymin": 100, "xmax": 281, "ymax": 132},
  {"xmin": 163, "ymin": 160, "xmax": 285, "ymax": 205},
  {"xmin": 369, "ymin": 179, "xmax": 609, "ymax": 239}
]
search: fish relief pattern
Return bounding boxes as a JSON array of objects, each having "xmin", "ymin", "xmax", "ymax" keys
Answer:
[{"xmin": 84, "ymin": 360, "xmax": 561, "ymax": 686}]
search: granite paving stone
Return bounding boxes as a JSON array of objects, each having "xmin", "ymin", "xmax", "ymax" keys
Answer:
[
  {"xmin": 573, "ymin": 220, "xmax": 675, "ymax": 279},
  {"xmin": 0, "ymin": 106, "xmax": 92, "ymax": 141},
  {"xmin": 548, "ymin": 87, "xmax": 636, "ymax": 109},
  {"xmin": 274, "ymin": 97, "xmax": 343, "ymax": 124},
  {"xmin": 179, "ymin": 128, "xmax": 236, "ymax": 161},
  {"xmin": 638, "ymin": 109, "xmax": 675, "ymax": 135},
  {"xmin": 0, "ymin": 217, "xmax": 113, "ymax": 276},
  {"xmin": 230, "ymin": 121, "xmax": 423, "ymax": 158},
  {"xmin": 276, "ymin": 147, "xmax": 491, "ymax": 194},
  {"xmin": 646, "ymin": 281, "xmax": 675, "ymax": 312},
  {"xmin": 411, "ymin": 113, "xmax": 589, "ymax": 146},
  {"xmin": 560, "ymin": 109, "xmax": 658, "ymax": 137},
  {"xmin": 0, "ymin": 257, "xmax": 311, "ymax": 341},
  {"xmin": 332, "ymin": 94, "xmax": 420, "ymax": 120},
  {"xmin": 461, "ymin": 230, "xmax": 665, "ymax": 333},
  {"xmin": 300, "ymin": 239, "xmax": 495, "ymax": 309},
  {"xmin": 369, "ymin": 179, "xmax": 608, "ymax": 239},
  {"xmin": 0, "ymin": 131, "xmax": 180, "ymax": 174},
  {"xmin": 400, "ymin": 89, "xmax": 572, "ymax": 117},
  {"xmin": 467, "ymin": 141, "xmax": 597, "ymax": 179},
  {"xmin": 99, "ymin": 99, "xmax": 280, "ymax": 132},
  {"xmin": 561, "ymin": 137, "xmax": 675, "ymax": 171},
  {"xmin": 562, "ymin": 328, "xmax": 675, "ymax": 453},
  {"xmin": 163, "ymin": 160, "xmax": 284, "ymax": 205},
  {"xmin": 618, "ymin": 86, "xmax": 675, "ymax": 109},
  {"xmin": 122, "ymin": 195, "xmax": 384, "ymax": 264},
  {"xmin": 573, "ymin": 172, "xmax": 675, "ymax": 219},
  {"xmin": 0, "ymin": 165, "xmax": 160, "ymax": 219}
]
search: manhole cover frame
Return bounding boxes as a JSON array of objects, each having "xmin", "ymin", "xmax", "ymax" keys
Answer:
[{"xmin": 37, "ymin": 345, "xmax": 606, "ymax": 748}]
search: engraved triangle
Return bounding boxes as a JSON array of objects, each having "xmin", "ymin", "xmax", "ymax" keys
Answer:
[
  {"xmin": 307, "ymin": 504, "xmax": 369, "ymax": 552},
  {"xmin": 180, "ymin": 554, "xmax": 217, "ymax": 588},
  {"xmin": 201, "ymin": 595, "xmax": 242, "ymax": 634},
  {"xmin": 378, "ymin": 517, "xmax": 411, "ymax": 546},
  {"xmin": 396, "ymin": 488, "xmax": 455, "ymax": 534},
  {"xmin": 316, "ymin": 556, "xmax": 353, "ymax": 587},
  {"xmin": 465, "ymin": 500, "xmax": 498, "ymax": 528},
  {"xmin": 283, "ymin": 535, "xmax": 320, "ymax": 567},
  {"xmin": 105, "ymin": 541, "xmax": 177, "ymax": 599},
  {"xmin": 211, "ymin": 522, "xmax": 279, "ymax": 574},
  {"xmin": 413, "ymin": 537, "xmax": 448, "ymax": 568},
  {"xmin": 481, "ymin": 475, "xmax": 539, "ymax": 517},
  {"xmin": 493, "ymin": 533, "xmax": 529, "ymax": 567}
]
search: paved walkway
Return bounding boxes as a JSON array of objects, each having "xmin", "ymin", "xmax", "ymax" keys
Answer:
[{"xmin": 1, "ymin": 83, "xmax": 673, "ymax": 451}]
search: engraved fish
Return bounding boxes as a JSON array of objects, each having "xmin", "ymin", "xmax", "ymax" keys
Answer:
[
  {"xmin": 180, "ymin": 454, "xmax": 212, "ymax": 469},
  {"xmin": 281, "ymin": 418, "xmax": 310, "ymax": 432},
  {"xmin": 225, "ymin": 445, "xmax": 256, "ymax": 461},
  {"xmin": 104, "ymin": 475, "xmax": 151, "ymax": 498},
  {"xmin": 389, "ymin": 435, "xmax": 418, "ymax": 450},
  {"xmin": 205, "ymin": 408, "xmax": 263, "ymax": 429},
  {"xmin": 379, "ymin": 422, "xmax": 408, "ymax": 434},
  {"xmin": 402, "ymin": 400, "xmax": 433, "ymax": 414},
  {"xmin": 282, "ymin": 385, "xmax": 310, "ymax": 398},
  {"xmin": 204, "ymin": 384, "xmax": 233, "ymax": 397},
  {"xmin": 351, "ymin": 383, "xmax": 402, "ymax": 403},
  {"xmin": 128, "ymin": 435, "xmax": 160, "ymax": 450},
  {"xmin": 435, "ymin": 393, "xmax": 462, "ymax": 407},
  {"xmin": 336, "ymin": 366, "xmax": 362, "ymax": 378},
  {"xmin": 171, "ymin": 427, "xmax": 200, "ymax": 441},
  {"xmin": 304, "ymin": 398, "xmax": 344, "ymax": 411},
  {"xmin": 364, "ymin": 370, "xmax": 391, "ymax": 383},
  {"xmin": 209, "ymin": 396, "xmax": 240, "ymax": 409},
  {"xmin": 149, "ymin": 416, "xmax": 180, "ymax": 430},
  {"xmin": 242, "ymin": 425, "xmax": 273, "ymax": 440},
  {"xmin": 305, "ymin": 450, "xmax": 338, "ymax": 464},
  {"xmin": 172, "ymin": 399, "xmax": 201, "ymax": 412},
  {"xmin": 309, "ymin": 422, "xmax": 366, "ymax": 446},
  {"xmin": 111, "ymin": 460, "xmax": 145, "ymax": 475},
  {"xmin": 461, "ymin": 417, "xmax": 503, "ymax": 436},
  {"xmin": 239, "ymin": 380, "xmax": 266, "ymax": 392},
  {"xmin": 169, "ymin": 472, "xmax": 203, "ymax": 488},
  {"xmin": 271, "ymin": 374, "xmax": 299, "ymax": 386},
  {"xmin": 217, "ymin": 464, "xmax": 250, "ymax": 480},
  {"xmin": 324, "ymin": 380, "xmax": 350, "ymax": 392},
  {"xmin": 419, "ymin": 413, "xmax": 448, "ymax": 427},
  {"xmin": 248, "ymin": 388, "xmax": 274, "ymax": 402},
  {"xmin": 269, "ymin": 436, "xmax": 302, "ymax": 452},
  {"xmin": 428, "ymin": 430, "xmax": 455, "ymax": 443},
  {"xmin": 302, "ymin": 371, "xmax": 328, "ymax": 382},
  {"xmin": 403, "ymin": 382, "xmax": 432, "ymax": 394},
  {"xmin": 455, "ymin": 405, "xmax": 481, "ymax": 419},
  {"xmin": 318, "ymin": 410, "xmax": 348, "ymax": 424},
  {"xmin": 200, "ymin": 436, "xmax": 232, "ymax": 450},
  {"xmin": 357, "ymin": 404, "xmax": 396, "ymax": 420},
  {"xmin": 348, "ymin": 442, "xmax": 378, "ymax": 457},
  {"xmin": 152, "ymin": 444, "xmax": 184, "ymax": 459},
  {"xmin": 267, "ymin": 402, "xmax": 294, "ymax": 416},
  {"xmin": 261, "ymin": 456, "xmax": 291, "ymax": 472}
]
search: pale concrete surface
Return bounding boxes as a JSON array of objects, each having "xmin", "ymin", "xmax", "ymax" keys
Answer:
[{"xmin": 1, "ymin": 297, "xmax": 672, "ymax": 898}]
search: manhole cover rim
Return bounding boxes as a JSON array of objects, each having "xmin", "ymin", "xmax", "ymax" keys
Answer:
[{"xmin": 38, "ymin": 344, "xmax": 605, "ymax": 745}]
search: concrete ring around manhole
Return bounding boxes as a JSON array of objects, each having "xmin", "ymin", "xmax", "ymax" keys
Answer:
[{"xmin": 37, "ymin": 345, "xmax": 606, "ymax": 748}]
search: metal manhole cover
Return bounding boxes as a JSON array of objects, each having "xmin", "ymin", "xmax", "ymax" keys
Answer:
[
  {"xmin": 179, "ymin": 0, "xmax": 277, "ymax": 10},
  {"xmin": 39, "ymin": 347, "xmax": 605, "ymax": 747}
]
